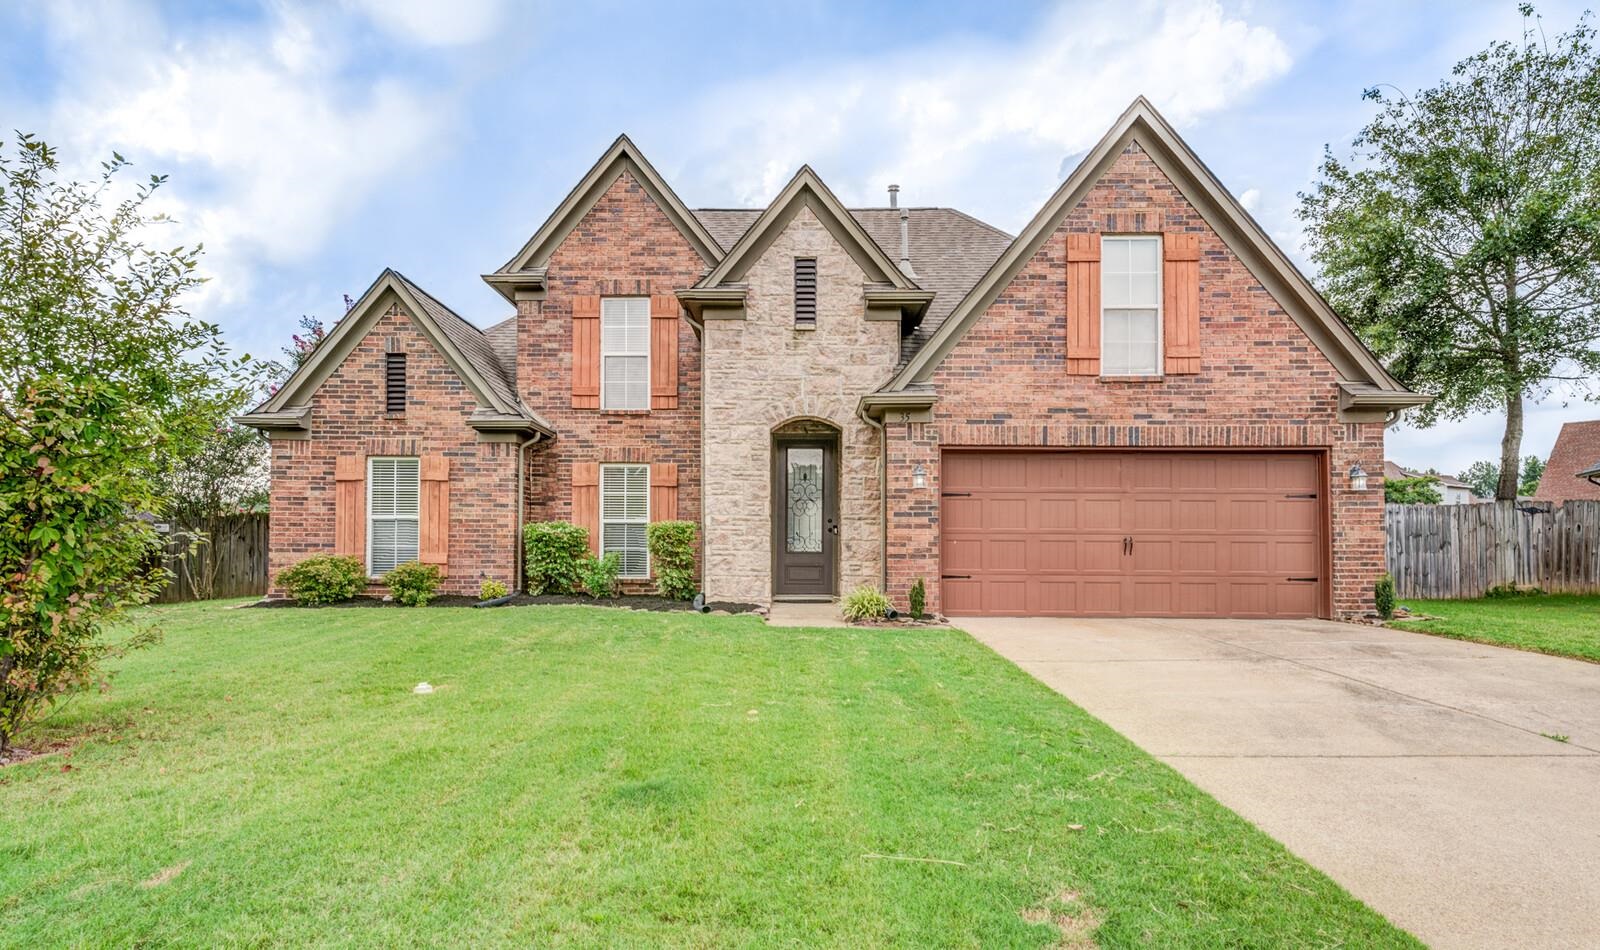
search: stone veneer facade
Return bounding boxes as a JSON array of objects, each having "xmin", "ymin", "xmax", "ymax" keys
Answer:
[
  {"xmin": 883, "ymin": 143, "xmax": 1385, "ymax": 620},
  {"xmin": 267, "ymin": 302, "xmax": 521, "ymax": 596},
  {"xmin": 700, "ymin": 206, "xmax": 897, "ymax": 604}
]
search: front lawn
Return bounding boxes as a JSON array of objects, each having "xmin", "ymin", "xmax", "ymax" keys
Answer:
[
  {"xmin": 0, "ymin": 602, "xmax": 1413, "ymax": 947},
  {"xmin": 1392, "ymin": 593, "xmax": 1600, "ymax": 663}
]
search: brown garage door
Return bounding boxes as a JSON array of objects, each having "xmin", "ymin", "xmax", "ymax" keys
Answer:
[{"xmin": 941, "ymin": 451, "xmax": 1325, "ymax": 618}]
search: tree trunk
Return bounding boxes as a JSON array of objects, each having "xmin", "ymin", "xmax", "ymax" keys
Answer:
[{"xmin": 1497, "ymin": 391, "xmax": 1524, "ymax": 500}]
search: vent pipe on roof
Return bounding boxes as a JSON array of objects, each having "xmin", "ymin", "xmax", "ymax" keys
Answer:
[{"xmin": 893, "ymin": 186, "xmax": 916, "ymax": 279}]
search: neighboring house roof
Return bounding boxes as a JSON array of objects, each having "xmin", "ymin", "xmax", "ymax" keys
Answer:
[
  {"xmin": 694, "ymin": 207, "xmax": 1012, "ymax": 364},
  {"xmin": 1385, "ymin": 460, "xmax": 1478, "ymax": 493},
  {"xmin": 1533, "ymin": 420, "xmax": 1600, "ymax": 502},
  {"xmin": 238, "ymin": 268, "xmax": 551, "ymax": 437},
  {"xmin": 877, "ymin": 97, "xmax": 1428, "ymax": 415}
]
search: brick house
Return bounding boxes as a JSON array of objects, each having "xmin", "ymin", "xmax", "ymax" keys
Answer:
[{"xmin": 242, "ymin": 98, "xmax": 1425, "ymax": 619}]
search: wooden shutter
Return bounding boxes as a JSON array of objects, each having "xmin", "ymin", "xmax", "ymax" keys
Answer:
[
  {"xmin": 572, "ymin": 461, "xmax": 600, "ymax": 554},
  {"xmin": 571, "ymin": 295, "xmax": 601, "ymax": 409},
  {"xmin": 1163, "ymin": 232, "xmax": 1202, "ymax": 375},
  {"xmin": 334, "ymin": 455, "xmax": 366, "ymax": 560},
  {"xmin": 1065, "ymin": 233, "xmax": 1101, "ymax": 375},
  {"xmin": 650, "ymin": 462, "xmax": 679, "ymax": 522},
  {"xmin": 419, "ymin": 455, "xmax": 450, "ymax": 574},
  {"xmin": 650, "ymin": 294, "xmax": 679, "ymax": 410}
]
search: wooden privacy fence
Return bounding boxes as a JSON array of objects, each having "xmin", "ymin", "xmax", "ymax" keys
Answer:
[
  {"xmin": 1386, "ymin": 501, "xmax": 1600, "ymax": 599},
  {"xmin": 153, "ymin": 514, "xmax": 269, "ymax": 603}
]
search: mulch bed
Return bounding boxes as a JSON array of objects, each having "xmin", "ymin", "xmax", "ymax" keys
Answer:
[{"xmin": 245, "ymin": 594, "xmax": 761, "ymax": 614}]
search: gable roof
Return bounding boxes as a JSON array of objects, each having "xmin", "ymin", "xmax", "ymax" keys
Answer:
[
  {"xmin": 694, "ymin": 166, "xmax": 923, "ymax": 292},
  {"xmin": 881, "ymin": 97, "xmax": 1425, "ymax": 410},
  {"xmin": 484, "ymin": 134, "xmax": 723, "ymax": 301},
  {"xmin": 242, "ymin": 269, "xmax": 549, "ymax": 433},
  {"xmin": 695, "ymin": 207, "xmax": 1012, "ymax": 364},
  {"xmin": 1533, "ymin": 420, "xmax": 1600, "ymax": 502}
]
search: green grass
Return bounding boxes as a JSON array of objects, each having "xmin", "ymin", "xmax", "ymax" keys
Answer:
[
  {"xmin": 1392, "ymin": 594, "xmax": 1600, "ymax": 663},
  {"xmin": 0, "ymin": 602, "xmax": 1415, "ymax": 948}
]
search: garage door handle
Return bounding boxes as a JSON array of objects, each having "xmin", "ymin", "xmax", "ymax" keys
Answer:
[
  {"xmin": 1285, "ymin": 493, "xmax": 1318, "ymax": 499},
  {"xmin": 941, "ymin": 491, "xmax": 972, "ymax": 497},
  {"xmin": 1287, "ymin": 577, "xmax": 1318, "ymax": 583},
  {"xmin": 941, "ymin": 574, "xmax": 971, "ymax": 580}
]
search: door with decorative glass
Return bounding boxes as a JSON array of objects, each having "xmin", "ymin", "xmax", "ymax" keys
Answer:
[{"xmin": 772, "ymin": 439, "xmax": 837, "ymax": 596}]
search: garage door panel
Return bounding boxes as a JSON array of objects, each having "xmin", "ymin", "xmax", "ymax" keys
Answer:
[{"xmin": 941, "ymin": 450, "xmax": 1324, "ymax": 619}]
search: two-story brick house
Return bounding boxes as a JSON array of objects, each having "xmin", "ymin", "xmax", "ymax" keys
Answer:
[{"xmin": 242, "ymin": 98, "xmax": 1426, "ymax": 619}]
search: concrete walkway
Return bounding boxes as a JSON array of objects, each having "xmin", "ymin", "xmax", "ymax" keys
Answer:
[{"xmin": 959, "ymin": 616, "xmax": 1600, "ymax": 950}]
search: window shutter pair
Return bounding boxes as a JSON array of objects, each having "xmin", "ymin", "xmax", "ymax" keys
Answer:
[
  {"xmin": 1064, "ymin": 231, "xmax": 1201, "ymax": 375},
  {"xmin": 571, "ymin": 461, "xmax": 678, "ymax": 559},
  {"xmin": 569, "ymin": 294, "xmax": 680, "ymax": 409},
  {"xmin": 333, "ymin": 454, "xmax": 449, "ymax": 573}
]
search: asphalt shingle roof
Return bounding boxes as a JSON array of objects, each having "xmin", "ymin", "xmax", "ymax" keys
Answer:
[
  {"xmin": 390, "ymin": 270, "xmax": 522, "ymax": 412},
  {"xmin": 1533, "ymin": 419, "xmax": 1600, "ymax": 502}
]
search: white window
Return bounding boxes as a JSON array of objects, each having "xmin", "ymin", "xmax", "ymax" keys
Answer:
[
  {"xmin": 600, "ymin": 464, "xmax": 649, "ymax": 578},
  {"xmin": 601, "ymin": 297, "xmax": 650, "ymax": 410},
  {"xmin": 1101, "ymin": 236, "xmax": 1162, "ymax": 376},
  {"xmin": 368, "ymin": 457, "xmax": 420, "ymax": 577}
]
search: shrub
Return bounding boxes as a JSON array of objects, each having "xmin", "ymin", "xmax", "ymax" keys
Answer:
[
  {"xmin": 279, "ymin": 554, "xmax": 367, "ymax": 606},
  {"xmin": 383, "ymin": 561, "xmax": 441, "ymax": 607},
  {"xmin": 1486, "ymin": 584, "xmax": 1545, "ymax": 598},
  {"xmin": 1374, "ymin": 573, "xmax": 1396, "ymax": 620},
  {"xmin": 579, "ymin": 552, "xmax": 622, "ymax": 599},
  {"xmin": 524, "ymin": 522, "xmax": 589, "ymax": 595},
  {"xmin": 647, "ymin": 521, "xmax": 698, "ymax": 600},
  {"xmin": 1384, "ymin": 475, "xmax": 1442, "ymax": 505},
  {"xmin": 479, "ymin": 578, "xmax": 509, "ymax": 601},
  {"xmin": 908, "ymin": 578, "xmax": 927, "ymax": 620},
  {"xmin": 841, "ymin": 585, "xmax": 892, "ymax": 623}
]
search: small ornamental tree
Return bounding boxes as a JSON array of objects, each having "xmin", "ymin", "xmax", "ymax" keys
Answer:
[
  {"xmin": 0, "ymin": 134, "xmax": 249, "ymax": 755},
  {"xmin": 1385, "ymin": 475, "xmax": 1443, "ymax": 505}
]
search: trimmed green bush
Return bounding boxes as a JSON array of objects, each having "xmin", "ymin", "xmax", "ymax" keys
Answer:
[
  {"xmin": 647, "ymin": 520, "xmax": 698, "ymax": 600},
  {"xmin": 908, "ymin": 578, "xmax": 927, "ymax": 620},
  {"xmin": 383, "ymin": 561, "xmax": 441, "ymax": 607},
  {"xmin": 524, "ymin": 522, "xmax": 589, "ymax": 595},
  {"xmin": 279, "ymin": 554, "xmax": 367, "ymax": 606},
  {"xmin": 579, "ymin": 552, "xmax": 622, "ymax": 599},
  {"xmin": 841, "ymin": 585, "xmax": 892, "ymax": 623},
  {"xmin": 479, "ymin": 578, "xmax": 509, "ymax": 601},
  {"xmin": 1374, "ymin": 573, "xmax": 1396, "ymax": 620},
  {"xmin": 1485, "ymin": 584, "xmax": 1545, "ymax": 598}
]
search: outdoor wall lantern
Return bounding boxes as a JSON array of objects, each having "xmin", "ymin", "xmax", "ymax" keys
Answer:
[
  {"xmin": 1348, "ymin": 463, "xmax": 1369, "ymax": 492},
  {"xmin": 912, "ymin": 464, "xmax": 927, "ymax": 489}
]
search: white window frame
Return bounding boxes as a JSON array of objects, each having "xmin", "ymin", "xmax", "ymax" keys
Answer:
[
  {"xmin": 1100, "ymin": 235, "xmax": 1163, "ymax": 377},
  {"xmin": 599, "ymin": 463, "xmax": 650, "ymax": 579},
  {"xmin": 367, "ymin": 456, "xmax": 420, "ymax": 578},
  {"xmin": 600, "ymin": 297, "xmax": 651, "ymax": 411}
]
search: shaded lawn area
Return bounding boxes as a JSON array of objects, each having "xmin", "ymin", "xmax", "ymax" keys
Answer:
[
  {"xmin": 1393, "ymin": 594, "xmax": 1600, "ymax": 663},
  {"xmin": 0, "ymin": 603, "xmax": 1415, "ymax": 948}
]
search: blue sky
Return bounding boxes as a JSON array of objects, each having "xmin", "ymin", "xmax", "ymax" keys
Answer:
[{"xmin": 4, "ymin": 0, "xmax": 1596, "ymax": 476}]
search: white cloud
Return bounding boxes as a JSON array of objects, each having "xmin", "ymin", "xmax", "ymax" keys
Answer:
[
  {"xmin": 39, "ymin": 3, "xmax": 453, "ymax": 315},
  {"xmin": 680, "ymin": 0, "xmax": 1292, "ymax": 224},
  {"xmin": 342, "ymin": 0, "xmax": 509, "ymax": 47},
  {"xmin": 1238, "ymin": 187, "xmax": 1261, "ymax": 211}
]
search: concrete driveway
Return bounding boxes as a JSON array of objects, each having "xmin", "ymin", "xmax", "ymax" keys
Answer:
[{"xmin": 960, "ymin": 616, "xmax": 1600, "ymax": 950}]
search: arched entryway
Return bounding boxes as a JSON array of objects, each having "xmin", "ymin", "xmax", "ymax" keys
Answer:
[{"xmin": 771, "ymin": 418, "xmax": 841, "ymax": 598}]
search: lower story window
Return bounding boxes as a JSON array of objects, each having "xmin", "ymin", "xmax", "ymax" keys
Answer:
[
  {"xmin": 600, "ymin": 463, "xmax": 649, "ymax": 578},
  {"xmin": 369, "ymin": 457, "xmax": 419, "ymax": 576}
]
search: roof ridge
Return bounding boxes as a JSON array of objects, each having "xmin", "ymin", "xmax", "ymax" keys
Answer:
[{"xmin": 390, "ymin": 269, "xmax": 488, "ymax": 336}]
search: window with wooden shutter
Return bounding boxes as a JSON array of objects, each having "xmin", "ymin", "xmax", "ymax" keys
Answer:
[
  {"xmin": 368, "ymin": 457, "xmax": 420, "ymax": 577},
  {"xmin": 1065, "ymin": 233, "xmax": 1101, "ymax": 375},
  {"xmin": 385, "ymin": 353, "xmax": 407, "ymax": 412},
  {"xmin": 572, "ymin": 462, "xmax": 600, "ymax": 555},
  {"xmin": 419, "ymin": 455, "xmax": 449, "ymax": 573},
  {"xmin": 601, "ymin": 297, "xmax": 649, "ymax": 410},
  {"xmin": 334, "ymin": 455, "xmax": 366, "ymax": 560},
  {"xmin": 600, "ymin": 464, "xmax": 649, "ymax": 578},
  {"xmin": 1100, "ymin": 235, "xmax": 1162, "ymax": 376},
  {"xmin": 1163, "ymin": 232, "xmax": 1201, "ymax": 374},
  {"xmin": 571, "ymin": 295, "xmax": 601, "ymax": 409},
  {"xmin": 650, "ymin": 462, "xmax": 678, "ymax": 522},
  {"xmin": 794, "ymin": 257, "xmax": 817, "ymax": 328},
  {"xmin": 650, "ymin": 294, "xmax": 679, "ymax": 409}
]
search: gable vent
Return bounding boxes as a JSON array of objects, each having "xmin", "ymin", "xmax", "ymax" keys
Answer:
[
  {"xmin": 385, "ymin": 352, "xmax": 407, "ymax": 412},
  {"xmin": 794, "ymin": 257, "xmax": 817, "ymax": 328}
]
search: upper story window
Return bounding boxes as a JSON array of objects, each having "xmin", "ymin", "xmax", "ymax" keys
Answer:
[
  {"xmin": 600, "ymin": 297, "xmax": 650, "ymax": 410},
  {"xmin": 600, "ymin": 463, "xmax": 649, "ymax": 578},
  {"xmin": 368, "ymin": 457, "xmax": 419, "ymax": 577},
  {"xmin": 385, "ymin": 352, "xmax": 407, "ymax": 412},
  {"xmin": 794, "ymin": 257, "xmax": 817, "ymax": 328},
  {"xmin": 1101, "ymin": 236, "xmax": 1161, "ymax": 376}
]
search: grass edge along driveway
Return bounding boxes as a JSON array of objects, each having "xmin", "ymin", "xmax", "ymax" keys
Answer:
[
  {"xmin": 0, "ymin": 601, "xmax": 1418, "ymax": 948},
  {"xmin": 1392, "ymin": 593, "xmax": 1600, "ymax": 663}
]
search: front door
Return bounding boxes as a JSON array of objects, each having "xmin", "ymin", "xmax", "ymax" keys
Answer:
[{"xmin": 773, "ymin": 440, "xmax": 837, "ymax": 596}]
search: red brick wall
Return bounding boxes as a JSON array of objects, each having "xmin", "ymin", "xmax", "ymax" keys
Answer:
[
  {"xmin": 886, "ymin": 143, "xmax": 1386, "ymax": 619},
  {"xmin": 268, "ymin": 303, "xmax": 520, "ymax": 597},
  {"xmin": 519, "ymin": 170, "xmax": 706, "ymax": 589}
]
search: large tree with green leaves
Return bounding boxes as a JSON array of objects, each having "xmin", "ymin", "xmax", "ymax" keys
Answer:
[
  {"xmin": 0, "ymin": 134, "xmax": 249, "ymax": 754},
  {"xmin": 1299, "ymin": 5, "xmax": 1600, "ymax": 500}
]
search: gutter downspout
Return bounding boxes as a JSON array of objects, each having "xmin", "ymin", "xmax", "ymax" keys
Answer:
[{"xmin": 514, "ymin": 430, "xmax": 545, "ymax": 592}]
